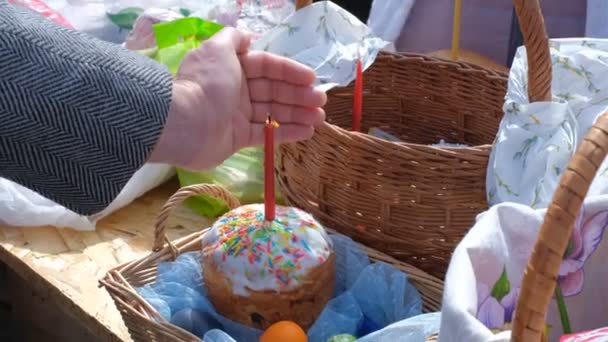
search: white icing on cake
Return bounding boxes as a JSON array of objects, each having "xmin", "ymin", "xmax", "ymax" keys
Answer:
[{"xmin": 201, "ymin": 204, "xmax": 333, "ymax": 296}]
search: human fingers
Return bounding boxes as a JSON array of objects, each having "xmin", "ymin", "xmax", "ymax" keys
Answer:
[
  {"xmin": 240, "ymin": 51, "xmax": 316, "ymax": 86},
  {"xmin": 250, "ymin": 102, "xmax": 325, "ymax": 126},
  {"xmin": 248, "ymin": 79, "xmax": 327, "ymax": 107},
  {"xmin": 207, "ymin": 27, "xmax": 251, "ymax": 54},
  {"xmin": 248, "ymin": 123, "xmax": 315, "ymax": 146}
]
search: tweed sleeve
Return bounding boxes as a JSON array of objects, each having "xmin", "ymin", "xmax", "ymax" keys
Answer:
[{"xmin": 0, "ymin": 1, "xmax": 173, "ymax": 216}]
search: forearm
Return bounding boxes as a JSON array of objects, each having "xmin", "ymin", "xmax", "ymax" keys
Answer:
[{"xmin": 0, "ymin": 1, "xmax": 173, "ymax": 216}]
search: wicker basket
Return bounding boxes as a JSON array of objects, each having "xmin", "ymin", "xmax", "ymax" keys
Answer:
[
  {"xmin": 100, "ymin": 184, "xmax": 444, "ymax": 342},
  {"xmin": 506, "ymin": 0, "xmax": 591, "ymax": 340},
  {"xmin": 511, "ymin": 114, "xmax": 608, "ymax": 342},
  {"xmin": 275, "ymin": 0, "xmax": 552, "ymax": 278}
]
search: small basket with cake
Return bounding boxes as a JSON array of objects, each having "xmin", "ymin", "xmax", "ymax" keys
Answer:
[
  {"xmin": 275, "ymin": 0, "xmax": 553, "ymax": 278},
  {"xmin": 101, "ymin": 116, "xmax": 444, "ymax": 341},
  {"xmin": 101, "ymin": 186, "xmax": 444, "ymax": 341}
]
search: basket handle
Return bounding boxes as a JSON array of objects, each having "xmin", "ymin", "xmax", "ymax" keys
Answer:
[
  {"xmin": 512, "ymin": 0, "xmax": 552, "ymax": 102},
  {"xmin": 295, "ymin": 0, "xmax": 312, "ymax": 10},
  {"xmin": 511, "ymin": 111, "xmax": 608, "ymax": 341},
  {"xmin": 152, "ymin": 184, "xmax": 240, "ymax": 256}
]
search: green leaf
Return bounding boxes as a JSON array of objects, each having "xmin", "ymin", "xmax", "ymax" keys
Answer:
[
  {"xmin": 491, "ymin": 267, "xmax": 511, "ymax": 301},
  {"xmin": 179, "ymin": 8, "xmax": 192, "ymax": 17},
  {"xmin": 106, "ymin": 7, "xmax": 144, "ymax": 30},
  {"xmin": 555, "ymin": 285, "xmax": 572, "ymax": 334}
]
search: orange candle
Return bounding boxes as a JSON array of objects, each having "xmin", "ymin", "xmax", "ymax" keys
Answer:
[
  {"xmin": 264, "ymin": 115, "xmax": 278, "ymax": 221},
  {"xmin": 451, "ymin": 0, "xmax": 462, "ymax": 61},
  {"xmin": 352, "ymin": 59, "xmax": 363, "ymax": 132}
]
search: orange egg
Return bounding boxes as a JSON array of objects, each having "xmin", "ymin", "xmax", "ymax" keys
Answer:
[{"xmin": 259, "ymin": 321, "xmax": 307, "ymax": 342}]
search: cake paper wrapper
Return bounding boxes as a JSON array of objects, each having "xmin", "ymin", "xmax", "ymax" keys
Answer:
[
  {"xmin": 137, "ymin": 233, "xmax": 428, "ymax": 341},
  {"xmin": 250, "ymin": 1, "xmax": 391, "ymax": 92}
]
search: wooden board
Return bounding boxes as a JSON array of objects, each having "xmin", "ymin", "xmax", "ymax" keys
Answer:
[
  {"xmin": 7, "ymin": 266, "xmax": 100, "ymax": 342},
  {"xmin": 0, "ymin": 179, "xmax": 214, "ymax": 342}
]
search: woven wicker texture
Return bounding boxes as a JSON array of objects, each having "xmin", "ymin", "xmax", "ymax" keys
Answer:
[
  {"xmin": 277, "ymin": 56, "xmax": 507, "ymax": 278},
  {"xmin": 508, "ymin": 0, "xmax": 603, "ymax": 340},
  {"xmin": 276, "ymin": 0, "xmax": 552, "ymax": 278},
  {"xmin": 511, "ymin": 115, "xmax": 608, "ymax": 340},
  {"xmin": 101, "ymin": 184, "xmax": 444, "ymax": 341}
]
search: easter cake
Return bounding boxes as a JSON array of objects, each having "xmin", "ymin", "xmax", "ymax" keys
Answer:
[{"xmin": 201, "ymin": 203, "xmax": 335, "ymax": 330}]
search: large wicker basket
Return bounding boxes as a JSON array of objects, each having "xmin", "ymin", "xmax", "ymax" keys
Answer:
[
  {"xmin": 276, "ymin": 0, "xmax": 552, "ymax": 278},
  {"xmin": 100, "ymin": 184, "xmax": 444, "ymax": 342},
  {"xmin": 507, "ymin": 0, "xmax": 591, "ymax": 340},
  {"xmin": 512, "ymin": 115, "xmax": 608, "ymax": 340}
]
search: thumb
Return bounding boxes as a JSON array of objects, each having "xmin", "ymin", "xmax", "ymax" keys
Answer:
[{"xmin": 214, "ymin": 27, "xmax": 251, "ymax": 54}]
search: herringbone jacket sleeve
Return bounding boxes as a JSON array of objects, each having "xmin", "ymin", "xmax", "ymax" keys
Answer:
[{"xmin": 0, "ymin": 1, "xmax": 173, "ymax": 216}]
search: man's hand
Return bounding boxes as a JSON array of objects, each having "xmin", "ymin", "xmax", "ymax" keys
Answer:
[{"xmin": 150, "ymin": 27, "xmax": 326, "ymax": 170}]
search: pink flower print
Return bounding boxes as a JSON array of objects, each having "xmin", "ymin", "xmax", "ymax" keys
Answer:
[
  {"xmin": 262, "ymin": 0, "xmax": 287, "ymax": 8},
  {"xmin": 476, "ymin": 283, "xmax": 519, "ymax": 329},
  {"xmin": 558, "ymin": 209, "xmax": 608, "ymax": 297}
]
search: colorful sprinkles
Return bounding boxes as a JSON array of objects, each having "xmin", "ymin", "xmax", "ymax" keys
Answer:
[{"xmin": 202, "ymin": 204, "xmax": 332, "ymax": 293}]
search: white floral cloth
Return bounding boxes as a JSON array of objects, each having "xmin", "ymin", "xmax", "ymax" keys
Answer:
[
  {"xmin": 487, "ymin": 38, "xmax": 608, "ymax": 209},
  {"xmin": 440, "ymin": 196, "xmax": 608, "ymax": 341},
  {"xmin": 443, "ymin": 38, "xmax": 608, "ymax": 342},
  {"xmin": 250, "ymin": 1, "xmax": 390, "ymax": 92}
]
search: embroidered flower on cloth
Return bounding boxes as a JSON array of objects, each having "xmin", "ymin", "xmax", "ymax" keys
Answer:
[
  {"xmin": 477, "ymin": 282, "xmax": 518, "ymax": 329},
  {"xmin": 558, "ymin": 209, "xmax": 608, "ymax": 297}
]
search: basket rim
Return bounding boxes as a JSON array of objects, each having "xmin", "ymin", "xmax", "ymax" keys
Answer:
[
  {"xmin": 375, "ymin": 50, "xmax": 509, "ymax": 80},
  {"xmin": 319, "ymin": 50, "xmax": 507, "ymax": 156},
  {"xmin": 319, "ymin": 122, "xmax": 493, "ymax": 154}
]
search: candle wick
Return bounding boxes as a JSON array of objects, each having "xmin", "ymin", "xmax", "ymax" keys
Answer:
[{"xmin": 265, "ymin": 114, "xmax": 279, "ymax": 128}]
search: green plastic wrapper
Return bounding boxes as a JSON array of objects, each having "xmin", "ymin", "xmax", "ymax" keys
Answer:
[
  {"xmin": 177, "ymin": 147, "xmax": 284, "ymax": 218},
  {"xmin": 152, "ymin": 17, "xmax": 223, "ymax": 74},
  {"xmin": 147, "ymin": 17, "xmax": 283, "ymax": 218}
]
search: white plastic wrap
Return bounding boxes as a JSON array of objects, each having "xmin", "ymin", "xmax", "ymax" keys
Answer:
[{"xmin": 0, "ymin": 164, "xmax": 174, "ymax": 230}]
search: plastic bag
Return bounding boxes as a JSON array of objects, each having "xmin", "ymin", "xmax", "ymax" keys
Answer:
[
  {"xmin": 176, "ymin": 148, "xmax": 284, "ymax": 218},
  {"xmin": 0, "ymin": 164, "xmax": 174, "ymax": 231},
  {"xmin": 43, "ymin": 0, "xmax": 294, "ymax": 44},
  {"xmin": 124, "ymin": 8, "xmax": 184, "ymax": 50}
]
